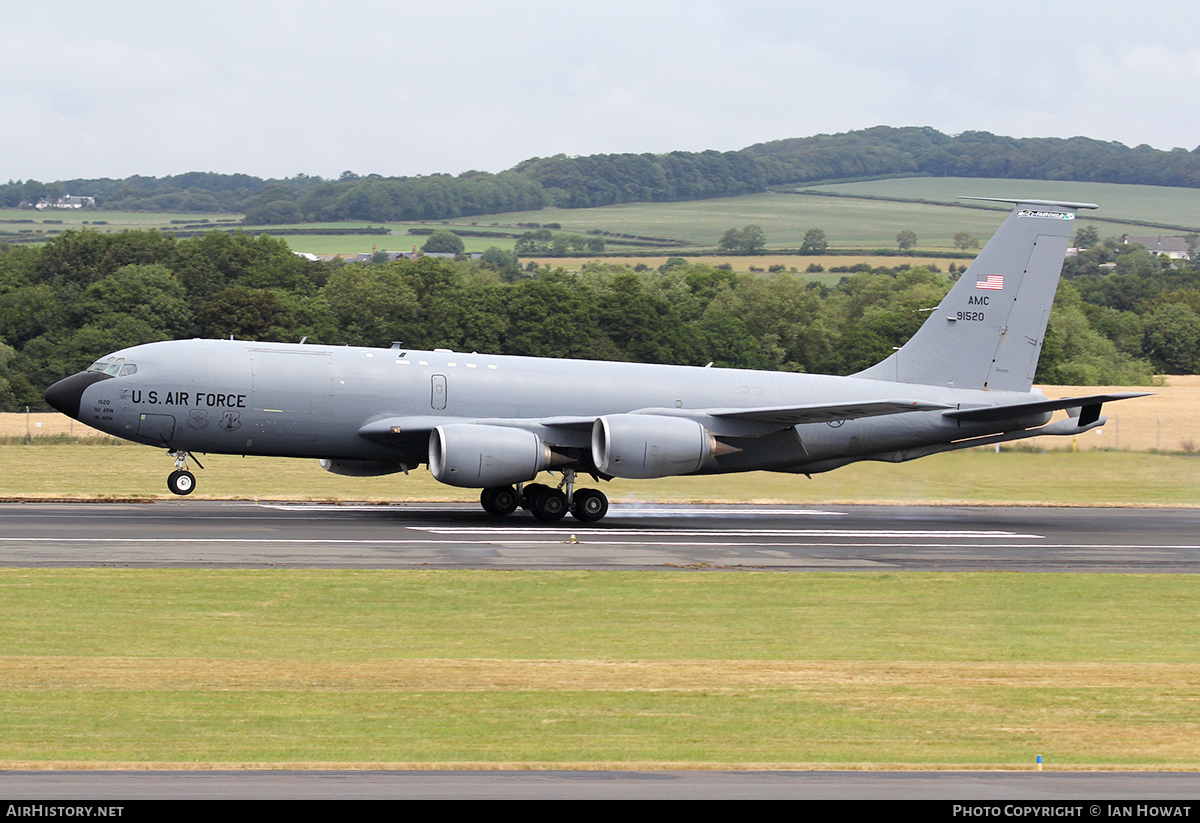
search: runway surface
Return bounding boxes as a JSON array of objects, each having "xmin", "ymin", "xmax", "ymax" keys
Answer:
[
  {"xmin": 3, "ymin": 500, "xmax": 1200, "ymax": 571},
  {"xmin": 4, "ymin": 769, "xmax": 1200, "ymax": 800}
]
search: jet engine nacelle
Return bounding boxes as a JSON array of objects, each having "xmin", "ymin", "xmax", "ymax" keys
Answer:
[
  {"xmin": 429, "ymin": 424, "xmax": 550, "ymax": 488},
  {"xmin": 591, "ymin": 414, "xmax": 717, "ymax": 479},
  {"xmin": 318, "ymin": 458, "xmax": 407, "ymax": 477}
]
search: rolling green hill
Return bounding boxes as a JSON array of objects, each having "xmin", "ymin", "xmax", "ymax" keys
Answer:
[{"xmin": 436, "ymin": 178, "xmax": 1200, "ymax": 252}]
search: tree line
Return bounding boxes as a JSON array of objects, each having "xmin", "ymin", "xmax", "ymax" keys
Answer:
[
  {"xmin": 3, "ymin": 227, "xmax": 1193, "ymax": 411},
  {"xmin": 7, "ymin": 127, "xmax": 1200, "ymax": 225}
]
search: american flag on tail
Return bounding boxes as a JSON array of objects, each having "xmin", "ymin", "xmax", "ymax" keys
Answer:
[{"xmin": 975, "ymin": 274, "xmax": 1004, "ymax": 290}]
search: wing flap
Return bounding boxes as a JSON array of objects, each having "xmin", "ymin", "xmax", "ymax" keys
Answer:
[
  {"xmin": 942, "ymin": 392, "xmax": 1151, "ymax": 423},
  {"xmin": 705, "ymin": 399, "xmax": 951, "ymax": 425}
]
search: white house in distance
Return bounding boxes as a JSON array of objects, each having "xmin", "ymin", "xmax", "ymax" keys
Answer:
[
  {"xmin": 1122, "ymin": 235, "xmax": 1192, "ymax": 259},
  {"xmin": 35, "ymin": 195, "xmax": 95, "ymax": 210}
]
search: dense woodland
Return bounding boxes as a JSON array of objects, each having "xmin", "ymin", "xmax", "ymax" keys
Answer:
[
  {"xmin": 5, "ymin": 127, "xmax": 1200, "ymax": 225},
  {"xmin": 2, "ymin": 226, "xmax": 1195, "ymax": 410}
]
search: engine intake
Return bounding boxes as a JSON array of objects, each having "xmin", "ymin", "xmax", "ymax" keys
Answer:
[
  {"xmin": 429, "ymin": 424, "xmax": 552, "ymax": 488},
  {"xmin": 592, "ymin": 414, "xmax": 721, "ymax": 479}
]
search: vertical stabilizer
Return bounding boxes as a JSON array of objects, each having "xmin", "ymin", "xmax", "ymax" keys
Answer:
[{"xmin": 854, "ymin": 198, "xmax": 1096, "ymax": 392}]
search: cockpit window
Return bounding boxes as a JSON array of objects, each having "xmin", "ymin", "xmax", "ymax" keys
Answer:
[{"xmin": 86, "ymin": 357, "xmax": 135, "ymax": 376}]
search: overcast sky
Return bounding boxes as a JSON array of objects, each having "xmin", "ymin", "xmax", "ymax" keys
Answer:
[{"xmin": 5, "ymin": 0, "xmax": 1199, "ymax": 182}]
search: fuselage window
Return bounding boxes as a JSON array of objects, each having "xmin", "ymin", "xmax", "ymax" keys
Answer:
[{"xmin": 119, "ymin": 364, "xmax": 137, "ymax": 376}]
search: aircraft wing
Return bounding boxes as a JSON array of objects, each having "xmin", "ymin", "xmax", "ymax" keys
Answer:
[
  {"xmin": 357, "ymin": 401, "xmax": 949, "ymax": 447},
  {"xmin": 357, "ymin": 414, "xmax": 600, "ymax": 450},
  {"xmin": 621, "ymin": 399, "xmax": 951, "ymax": 436},
  {"xmin": 701, "ymin": 399, "xmax": 951, "ymax": 425},
  {"xmin": 943, "ymin": 392, "xmax": 1151, "ymax": 425}
]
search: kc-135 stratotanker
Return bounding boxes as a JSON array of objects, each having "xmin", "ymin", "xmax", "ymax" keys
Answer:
[{"xmin": 45, "ymin": 198, "xmax": 1147, "ymax": 522}]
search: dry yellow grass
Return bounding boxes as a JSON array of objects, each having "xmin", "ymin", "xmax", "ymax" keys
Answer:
[
  {"xmin": 0, "ymin": 412, "xmax": 108, "ymax": 440},
  {"xmin": 3, "ymin": 657, "xmax": 1197, "ymax": 692},
  {"xmin": 1029, "ymin": 375, "xmax": 1199, "ymax": 453}
]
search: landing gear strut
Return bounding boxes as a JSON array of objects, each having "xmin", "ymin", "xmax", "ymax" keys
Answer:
[{"xmin": 166, "ymin": 451, "xmax": 197, "ymax": 496}]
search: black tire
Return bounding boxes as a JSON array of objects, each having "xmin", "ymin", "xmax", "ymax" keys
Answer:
[
  {"xmin": 520, "ymin": 483, "xmax": 549, "ymax": 510},
  {"xmin": 491, "ymin": 486, "xmax": 519, "ymax": 514},
  {"xmin": 570, "ymin": 488, "xmax": 609, "ymax": 522},
  {"xmin": 481, "ymin": 486, "xmax": 519, "ymax": 516},
  {"xmin": 167, "ymin": 470, "xmax": 195, "ymax": 496},
  {"xmin": 530, "ymin": 487, "xmax": 569, "ymax": 522}
]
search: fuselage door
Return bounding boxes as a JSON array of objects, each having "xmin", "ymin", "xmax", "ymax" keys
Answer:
[
  {"xmin": 137, "ymin": 412, "xmax": 176, "ymax": 445},
  {"xmin": 431, "ymin": 374, "xmax": 447, "ymax": 410}
]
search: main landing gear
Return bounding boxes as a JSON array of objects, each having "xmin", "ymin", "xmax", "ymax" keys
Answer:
[
  {"xmin": 165, "ymin": 450, "xmax": 201, "ymax": 496},
  {"xmin": 479, "ymin": 469, "xmax": 609, "ymax": 523}
]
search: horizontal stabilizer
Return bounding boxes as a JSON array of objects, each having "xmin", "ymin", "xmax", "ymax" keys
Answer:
[
  {"xmin": 943, "ymin": 392, "xmax": 1151, "ymax": 423},
  {"xmin": 959, "ymin": 196, "xmax": 1099, "ymax": 210}
]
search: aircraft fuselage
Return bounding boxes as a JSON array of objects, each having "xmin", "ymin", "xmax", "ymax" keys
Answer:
[{"xmin": 60, "ymin": 337, "xmax": 1046, "ymax": 475}]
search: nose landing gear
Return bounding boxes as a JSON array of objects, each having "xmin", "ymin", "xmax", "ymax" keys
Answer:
[{"xmin": 166, "ymin": 450, "xmax": 202, "ymax": 496}]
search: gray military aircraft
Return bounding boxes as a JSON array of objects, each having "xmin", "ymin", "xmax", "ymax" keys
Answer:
[{"xmin": 45, "ymin": 197, "xmax": 1147, "ymax": 522}]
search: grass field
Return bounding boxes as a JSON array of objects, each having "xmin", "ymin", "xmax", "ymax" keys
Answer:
[
  {"xmin": 807, "ymin": 177, "xmax": 1200, "ymax": 231},
  {"xmin": 277, "ymin": 233, "xmax": 518, "ymax": 257},
  {"xmin": 7, "ymin": 177, "xmax": 1197, "ymax": 256},
  {"xmin": 3, "ymin": 444, "xmax": 1199, "ymax": 507},
  {"xmin": 2, "ymin": 569, "xmax": 1199, "ymax": 769},
  {"xmin": 520, "ymin": 254, "xmax": 963, "ymax": 277},
  {"xmin": 435, "ymin": 178, "xmax": 1200, "ymax": 251},
  {"xmin": 0, "ymin": 209, "xmax": 242, "ymax": 233},
  {"xmin": 451, "ymin": 192, "xmax": 1011, "ymax": 250}
]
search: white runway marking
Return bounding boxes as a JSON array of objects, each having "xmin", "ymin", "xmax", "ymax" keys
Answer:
[
  {"xmin": 413, "ymin": 527, "xmax": 1045, "ymax": 539},
  {"xmin": 258, "ymin": 504, "xmax": 851, "ymax": 517}
]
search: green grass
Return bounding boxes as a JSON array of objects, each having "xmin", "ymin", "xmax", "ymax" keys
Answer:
[
  {"xmin": 807, "ymin": 177, "xmax": 1200, "ymax": 231},
  {"xmin": 8, "ymin": 176, "xmax": 1197, "ymax": 256},
  {"xmin": 0, "ymin": 211, "xmax": 519, "ymax": 256},
  {"xmin": 452, "ymin": 191, "xmax": 1003, "ymax": 249},
  {"xmin": 276, "ymin": 232, "xmax": 516, "ymax": 256},
  {"xmin": 0, "ymin": 209, "xmax": 243, "ymax": 233},
  {"xmin": 2, "ymin": 569, "xmax": 1199, "ymax": 767},
  {"xmin": 4, "ymin": 570, "xmax": 1195, "ymax": 662},
  {"xmin": 3, "ymin": 445, "xmax": 1198, "ymax": 506},
  {"xmin": 437, "ymin": 178, "xmax": 1200, "ymax": 251}
]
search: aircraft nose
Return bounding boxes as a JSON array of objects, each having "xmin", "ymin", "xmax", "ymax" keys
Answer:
[{"xmin": 44, "ymin": 371, "xmax": 112, "ymax": 419}]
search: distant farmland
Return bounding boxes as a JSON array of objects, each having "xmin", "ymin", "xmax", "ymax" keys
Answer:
[
  {"xmin": 435, "ymin": 177, "xmax": 1200, "ymax": 252},
  {"xmin": 6, "ymin": 177, "xmax": 1198, "ymax": 256}
]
